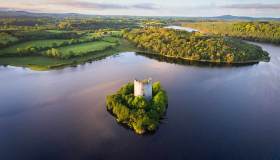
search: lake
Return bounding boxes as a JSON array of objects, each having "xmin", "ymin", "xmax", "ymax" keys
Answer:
[
  {"xmin": 0, "ymin": 41, "xmax": 280, "ymax": 160},
  {"xmin": 164, "ymin": 26, "xmax": 199, "ymax": 32}
]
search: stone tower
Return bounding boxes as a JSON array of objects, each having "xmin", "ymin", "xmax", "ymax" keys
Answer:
[{"xmin": 134, "ymin": 78, "xmax": 152, "ymax": 100}]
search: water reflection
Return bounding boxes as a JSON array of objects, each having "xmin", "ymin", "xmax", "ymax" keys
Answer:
[
  {"xmin": 164, "ymin": 26, "xmax": 199, "ymax": 32},
  {"xmin": 0, "ymin": 43, "xmax": 280, "ymax": 160},
  {"xmin": 136, "ymin": 52, "xmax": 259, "ymax": 68}
]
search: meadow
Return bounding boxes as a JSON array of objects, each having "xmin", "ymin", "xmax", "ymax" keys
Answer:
[
  {"xmin": 0, "ymin": 39, "xmax": 71, "ymax": 55},
  {"xmin": 48, "ymin": 41, "xmax": 117, "ymax": 58},
  {"xmin": 0, "ymin": 38, "xmax": 135, "ymax": 70},
  {"xmin": 0, "ymin": 32, "xmax": 19, "ymax": 46}
]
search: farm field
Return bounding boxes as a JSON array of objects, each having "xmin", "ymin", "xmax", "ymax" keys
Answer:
[
  {"xmin": 0, "ymin": 38, "xmax": 136, "ymax": 70},
  {"xmin": 0, "ymin": 32, "xmax": 19, "ymax": 46},
  {"xmin": 102, "ymin": 36, "xmax": 120, "ymax": 43},
  {"xmin": 80, "ymin": 32, "xmax": 101, "ymax": 40},
  {"xmin": 0, "ymin": 26, "xmax": 134, "ymax": 70},
  {"xmin": 50, "ymin": 40, "xmax": 117, "ymax": 58},
  {"xmin": 0, "ymin": 39, "xmax": 71, "ymax": 55}
]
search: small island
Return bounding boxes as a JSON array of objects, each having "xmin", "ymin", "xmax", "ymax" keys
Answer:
[{"xmin": 106, "ymin": 79, "xmax": 168, "ymax": 134}]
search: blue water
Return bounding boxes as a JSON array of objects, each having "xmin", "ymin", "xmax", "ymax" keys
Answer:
[{"xmin": 0, "ymin": 42, "xmax": 280, "ymax": 160}]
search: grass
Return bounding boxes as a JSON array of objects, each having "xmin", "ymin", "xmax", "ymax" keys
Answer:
[
  {"xmin": 80, "ymin": 33, "xmax": 101, "ymax": 40},
  {"xmin": 0, "ymin": 32, "xmax": 19, "ymax": 45},
  {"xmin": 0, "ymin": 39, "xmax": 71, "ymax": 55},
  {"xmin": 0, "ymin": 54, "xmax": 109, "ymax": 71},
  {"xmin": 102, "ymin": 36, "xmax": 120, "ymax": 43},
  {"xmin": 53, "ymin": 41, "xmax": 117, "ymax": 57},
  {"xmin": 0, "ymin": 38, "xmax": 136, "ymax": 71},
  {"xmin": 46, "ymin": 30, "xmax": 71, "ymax": 33},
  {"xmin": 0, "ymin": 56, "xmax": 66, "ymax": 66},
  {"xmin": 110, "ymin": 31, "xmax": 122, "ymax": 37}
]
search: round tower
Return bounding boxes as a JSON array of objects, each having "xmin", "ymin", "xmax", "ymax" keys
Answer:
[{"xmin": 134, "ymin": 78, "xmax": 152, "ymax": 100}]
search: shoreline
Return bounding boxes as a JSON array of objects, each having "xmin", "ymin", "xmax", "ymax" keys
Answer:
[{"xmin": 136, "ymin": 51, "xmax": 268, "ymax": 66}]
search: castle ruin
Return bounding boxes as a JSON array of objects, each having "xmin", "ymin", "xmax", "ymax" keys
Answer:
[{"xmin": 134, "ymin": 78, "xmax": 152, "ymax": 100}]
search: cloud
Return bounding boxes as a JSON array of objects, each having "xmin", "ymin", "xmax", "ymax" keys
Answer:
[
  {"xmin": 221, "ymin": 3, "xmax": 280, "ymax": 10},
  {"xmin": 0, "ymin": 0, "xmax": 160, "ymax": 15},
  {"xmin": 132, "ymin": 3, "xmax": 159, "ymax": 10},
  {"xmin": 51, "ymin": 0, "xmax": 126, "ymax": 10},
  {"xmin": 47, "ymin": 0, "xmax": 158, "ymax": 10},
  {"xmin": 0, "ymin": 0, "xmax": 279, "ymax": 17}
]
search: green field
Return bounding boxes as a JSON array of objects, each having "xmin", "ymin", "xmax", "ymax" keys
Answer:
[
  {"xmin": 79, "ymin": 33, "xmax": 101, "ymax": 41},
  {"xmin": 0, "ymin": 27, "xmax": 136, "ymax": 70},
  {"xmin": 102, "ymin": 36, "xmax": 120, "ymax": 43},
  {"xmin": 0, "ymin": 32, "xmax": 19, "ymax": 46},
  {"xmin": 0, "ymin": 39, "xmax": 136, "ymax": 71},
  {"xmin": 0, "ymin": 54, "xmax": 100, "ymax": 71},
  {"xmin": 0, "ymin": 39, "xmax": 71, "ymax": 55},
  {"xmin": 110, "ymin": 31, "xmax": 122, "ymax": 37},
  {"xmin": 51, "ymin": 41, "xmax": 117, "ymax": 58},
  {"xmin": 46, "ymin": 30, "xmax": 71, "ymax": 33}
]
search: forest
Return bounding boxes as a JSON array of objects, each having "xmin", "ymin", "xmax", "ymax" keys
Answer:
[
  {"xmin": 184, "ymin": 21, "xmax": 280, "ymax": 44},
  {"xmin": 123, "ymin": 28, "xmax": 270, "ymax": 63},
  {"xmin": 106, "ymin": 82, "xmax": 168, "ymax": 134}
]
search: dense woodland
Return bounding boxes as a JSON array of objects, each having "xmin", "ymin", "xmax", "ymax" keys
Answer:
[
  {"xmin": 106, "ymin": 82, "xmax": 168, "ymax": 134},
  {"xmin": 0, "ymin": 17, "xmax": 165, "ymax": 31},
  {"xmin": 184, "ymin": 21, "xmax": 280, "ymax": 44},
  {"xmin": 123, "ymin": 28, "xmax": 270, "ymax": 63}
]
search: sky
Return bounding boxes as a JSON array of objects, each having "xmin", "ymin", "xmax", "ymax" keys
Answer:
[{"xmin": 0, "ymin": 0, "xmax": 279, "ymax": 17}]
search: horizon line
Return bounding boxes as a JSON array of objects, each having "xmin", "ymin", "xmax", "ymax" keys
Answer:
[{"xmin": 1, "ymin": 8, "xmax": 279, "ymax": 19}]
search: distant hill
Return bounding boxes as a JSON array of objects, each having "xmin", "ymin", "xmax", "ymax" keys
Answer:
[
  {"xmin": 207, "ymin": 15, "xmax": 280, "ymax": 21},
  {"xmin": 0, "ymin": 9, "xmax": 88, "ymax": 18},
  {"xmin": 0, "ymin": 9, "xmax": 279, "ymax": 21}
]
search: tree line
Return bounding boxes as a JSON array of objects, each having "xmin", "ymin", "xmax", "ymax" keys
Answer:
[
  {"xmin": 184, "ymin": 21, "xmax": 280, "ymax": 44},
  {"xmin": 123, "ymin": 27, "xmax": 270, "ymax": 63}
]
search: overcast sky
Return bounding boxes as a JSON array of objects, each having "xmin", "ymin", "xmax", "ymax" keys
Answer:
[{"xmin": 0, "ymin": 0, "xmax": 279, "ymax": 17}]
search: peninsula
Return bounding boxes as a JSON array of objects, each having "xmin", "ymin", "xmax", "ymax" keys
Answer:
[{"xmin": 123, "ymin": 27, "xmax": 270, "ymax": 64}]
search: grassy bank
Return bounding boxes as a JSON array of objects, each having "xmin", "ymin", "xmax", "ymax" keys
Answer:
[
  {"xmin": 0, "ymin": 39, "xmax": 136, "ymax": 71},
  {"xmin": 0, "ymin": 39, "xmax": 71, "ymax": 55}
]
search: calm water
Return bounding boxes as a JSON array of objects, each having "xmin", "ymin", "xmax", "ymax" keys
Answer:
[
  {"xmin": 164, "ymin": 26, "xmax": 199, "ymax": 32},
  {"xmin": 0, "ymin": 42, "xmax": 280, "ymax": 160}
]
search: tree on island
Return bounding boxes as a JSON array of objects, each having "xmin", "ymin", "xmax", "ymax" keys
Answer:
[{"xmin": 106, "ymin": 81, "xmax": 168, "ymax": 134}]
